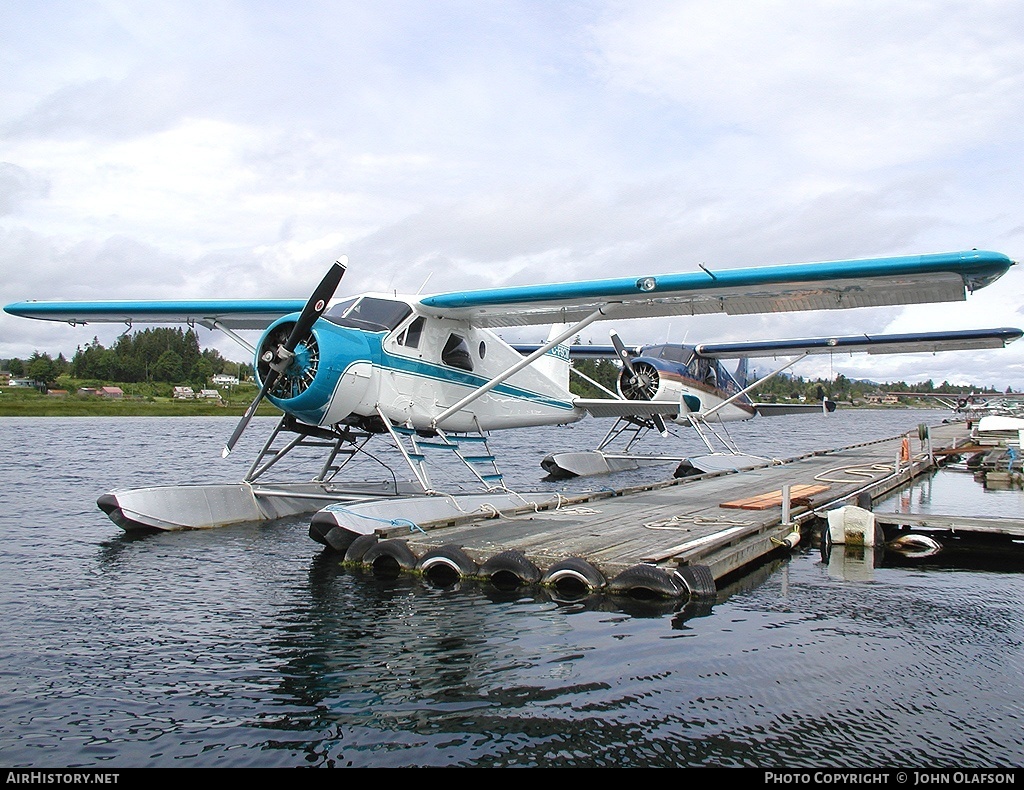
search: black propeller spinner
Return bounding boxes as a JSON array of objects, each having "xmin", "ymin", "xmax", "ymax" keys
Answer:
[
  {"xmin": 222, "ymin": 256, "xmax": 348, "ymax": 458},
  {"xmin": 610, "ymin": 330, "xmax": 668, "ymax": 436}
]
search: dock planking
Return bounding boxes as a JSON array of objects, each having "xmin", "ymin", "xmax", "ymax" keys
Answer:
[{"xmin": 371, "ymin": 420, "xmax": 977, "ymax": 595}]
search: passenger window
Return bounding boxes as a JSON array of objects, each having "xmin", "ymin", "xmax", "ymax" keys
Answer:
[{"xmin": 442, "ymin": 334, "xmax": 473, "ymax": 371}]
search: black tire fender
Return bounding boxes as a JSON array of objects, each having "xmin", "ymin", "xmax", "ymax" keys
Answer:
[
  {"xmin": 343, "ymin": 533, "xmax": 378, "ymax": 564},
  {"xmin": 416, "ymin": 545, "xmax": 479, "ymax": 583},
  {"xmin": 541, "ymin": 557, "xmax": 606, "ymax": 593},
  {"xmin": 607, "ymin": 564, "xmax": 685, "ymax": 599},
  {"xmin": 479, "ymin": 549, "xmax": 542, "ymax": 588},
  {"xmin": 360, "ymin": 538, "xmax": 418, "ymax": 576}
]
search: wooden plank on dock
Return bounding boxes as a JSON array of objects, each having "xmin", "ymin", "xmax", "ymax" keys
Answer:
[{"xmin": 720, "ymin": 484, "xmax": 830, "ymax": 510}]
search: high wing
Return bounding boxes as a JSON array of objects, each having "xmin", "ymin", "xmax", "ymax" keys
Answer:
[
  {"xmin": 2, "ymin": 299, "xmax": 307, "ymax": 330},
  {"xmin": 4, "ymin": 249, "xmax": 1013, "ymax": 330},
  {"xmin": 417, "ymin": 250, "xmax": 1014, "ymax": 328},
  {"xmin": 694, "ymin": 327, "xmax": 1023, "ymax": 359}
]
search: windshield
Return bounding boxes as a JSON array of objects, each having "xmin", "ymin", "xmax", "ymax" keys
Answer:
[{"xmin": 323, "ymin": 297, "xmax": 412, "ymax": 332}]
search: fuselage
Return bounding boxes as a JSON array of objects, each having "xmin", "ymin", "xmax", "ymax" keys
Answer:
[
  {"xmin": 617, "ymin": 343, "xmax": 757, "ymax": 424},
  {"xmin": 257, "ymin": 293, "xmax": 584, "ymax": 434}
]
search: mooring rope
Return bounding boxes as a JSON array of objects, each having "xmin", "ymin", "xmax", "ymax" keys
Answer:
[{"xmin": 643, "ymin": 513, "xmax": 754, "ymax": 530}]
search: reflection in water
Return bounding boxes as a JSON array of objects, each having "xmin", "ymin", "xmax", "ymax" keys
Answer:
[{"xmin": 1, "ymin": 413, "xmax": 1022, "ymax": 768}]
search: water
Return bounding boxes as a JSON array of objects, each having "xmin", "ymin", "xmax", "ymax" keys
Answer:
[{"xmin": 0, "ymin": 410, "xmax": 1021, "ymax": 769}]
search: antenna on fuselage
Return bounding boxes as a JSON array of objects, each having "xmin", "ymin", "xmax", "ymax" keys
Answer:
[{"xmin": 417, "ymin": 273, "xmax": 433, "ymax": 294}]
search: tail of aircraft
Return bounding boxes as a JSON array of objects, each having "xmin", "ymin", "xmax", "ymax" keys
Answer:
[
  {"xmin": 534, "ymin": 323, "xmax": 573, "ymax": 392},
  {"xmin": 734, "ymin": 358, "xmax": 750, "ymax": 389}
]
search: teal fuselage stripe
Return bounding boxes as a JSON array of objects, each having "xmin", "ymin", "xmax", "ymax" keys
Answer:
[{"xmin": 372, "ymin": 338, "xmax": 576, "ymax": 411}]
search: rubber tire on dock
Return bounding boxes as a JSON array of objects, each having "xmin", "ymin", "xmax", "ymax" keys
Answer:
[
  {"xmin": 541, "ymin": 557, "xmax": 606, "ymax": 595},
  {"xmin": 416, "ymin": 545, "xmax": 479, "ymax": 586},
  {"xmin": 360, "ymin": 538, "xmax": 419, "ymax": 578},
  {"xmin": 607, "ymin": 564, "xmax": 686, "ymax": 599},
  {"xmin": 672, "ymin": 565, "xmax": 716, "ymax": 599},
  {"xmin": 343, "ymin": 534, "xmax": 378, "ymax": 564},
  {"xmin": 479, "ymin": 550, "xmax": 542, "ymax": 589}
]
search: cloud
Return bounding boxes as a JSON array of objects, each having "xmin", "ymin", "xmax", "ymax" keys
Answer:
[{"xmin": 1, "ymin": 1, "xmax": 1022, "ymax": 390}]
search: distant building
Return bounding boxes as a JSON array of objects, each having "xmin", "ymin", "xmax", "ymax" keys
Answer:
[
  {"xmin": 197, "ymin": 389, "xmax": 222, "ymax": 400},
  {"xmin": 100, "ymin": 386, "xmax": 124, "ymax": 399},
  {"xmin": 211, "ymin": 374, "xmax": 239, "ymax": 386},
  {"xmin": 173, "ymin": 386, "xmax": 196, "ymax": 400}
]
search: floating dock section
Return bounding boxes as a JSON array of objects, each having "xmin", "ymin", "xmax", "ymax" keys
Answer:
[{"xmin": 320, "ymin": 420, "xmax": 1022, "ymax": 601}]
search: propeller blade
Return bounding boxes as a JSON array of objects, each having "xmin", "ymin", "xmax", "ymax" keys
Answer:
[
  {"xmin": 222, "ymin": 256, "xmax": 348, "ymax": 457},
  {"xmin": 222, "ymin": 375, "xmax": 276, "ymax": 458},
  {"xmin": 284, "ymin": 256, "xmax": 348, "ymax": 351},
  {"xmin": 609, "ymin": 330, "xmax": 636, "ymax": 375}
]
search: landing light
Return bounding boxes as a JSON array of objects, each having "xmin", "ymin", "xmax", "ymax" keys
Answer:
[{"xmin": 637, "ymin": 277, "xmax": 657, "ymax": 292}]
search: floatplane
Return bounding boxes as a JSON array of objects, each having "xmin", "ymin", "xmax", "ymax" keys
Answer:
[
  {"xmin": 4, "ymin": 249, "xmax": 1017, "ymax": 552},
  {"xmin": 533, "ymin": 326, "xmax": 1023, "ymax": 479}
]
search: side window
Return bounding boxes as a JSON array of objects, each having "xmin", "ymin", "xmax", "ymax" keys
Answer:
[
  {"xmin": 442, "ymin": 334, "xmax": 473, "ymax": 372},
  {"xmin": 397, "ymin": 316, "xmax": 425, "ymax": 349}
]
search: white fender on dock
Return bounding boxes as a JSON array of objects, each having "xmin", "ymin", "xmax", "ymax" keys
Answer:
[{"xmin": 827, "ymin": 505, "xmax": 881, "ymax": 546}]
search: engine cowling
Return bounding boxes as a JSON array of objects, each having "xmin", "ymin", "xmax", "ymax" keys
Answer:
[
  {"xmin": 257, "ymin": 316, "xmax": 376, "ymax": 427},
  {"xmin": 617, "ymin": 357, "xmax": 688, "ymax": 402}
]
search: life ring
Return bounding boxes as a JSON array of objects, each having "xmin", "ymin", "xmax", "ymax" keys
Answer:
[
  {"xmin": 607, "ymin": 564, "xmax": 685, "ymax": 599},
  {"xmin": 343, "ymin": 533, "xmax": 378, "ymax": 564},
  {"xmin": 541, "ymin": 557, "xmax": 606, "ymax": 595},
  {"xmin": 479, "ymin": 549, "xmax": 542, "ymax": 589},
  {"xmin": 360, "ymin": 539, "xmax": 418, "ymax": 577},
  {"xmin": 416, "ymin": 545, "xmax": 479, "ymax": 586}
]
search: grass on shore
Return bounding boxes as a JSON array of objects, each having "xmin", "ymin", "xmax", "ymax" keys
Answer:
[{"xmin": 0, "ymin": 386, "xmax": 280, "ymax": 417}]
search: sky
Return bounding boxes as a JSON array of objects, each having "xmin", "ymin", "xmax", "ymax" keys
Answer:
[{"xmin": 2, "ymin": 0, "xmax": 1024, "ymax": 391}]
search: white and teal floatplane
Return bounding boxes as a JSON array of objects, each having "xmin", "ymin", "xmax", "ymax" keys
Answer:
[{"xmin": 5, "ymin": 249, "xmax": 1019, "ymax": 549}]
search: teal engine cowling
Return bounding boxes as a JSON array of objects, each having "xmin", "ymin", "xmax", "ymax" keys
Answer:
[{"xmin": 256, "ymin": 316, "xmax": 376, "ymax": 427}]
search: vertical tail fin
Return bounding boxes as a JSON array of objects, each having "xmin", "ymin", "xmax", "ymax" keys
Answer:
[
  {"xmin": 534, "ymin": 323, "xmax": 572, "ymax": 391},
  {"xmin": 734, "ymin": 358, "xmax": 750, "ymax": 389}
]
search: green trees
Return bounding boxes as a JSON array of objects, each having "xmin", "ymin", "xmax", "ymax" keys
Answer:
[{"xmin": 65, "ymin": 328, "xmax": 234, "ymax": 387}]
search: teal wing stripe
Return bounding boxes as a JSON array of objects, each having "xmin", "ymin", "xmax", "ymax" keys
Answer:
[
  {"xmin": 419, "ymin": 251, "xmax": 1013, "ymax": 309},
  {"xmin": 3, "ymin": 299, "xmax": 306, "ymax": 326}
]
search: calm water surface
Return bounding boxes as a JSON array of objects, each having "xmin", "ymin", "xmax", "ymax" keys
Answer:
[{"xmin": 0, "ymin": 410, "xmax": 1021, "ymax": 768}]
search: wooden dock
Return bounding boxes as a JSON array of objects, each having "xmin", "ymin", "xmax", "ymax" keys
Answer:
[{"xmin": 338, "ymin": 419, "xmax": 1024, "ymax": 600}]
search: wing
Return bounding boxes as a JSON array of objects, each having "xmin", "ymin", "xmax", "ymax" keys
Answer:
[
  {"xmin": 417, "ymin": 250, "xmax": 1014, "ymax": 328},
  {"xmin": 694, "ymin": 327, "xmax": 1023, "ymax": 359},
  {"xmin": 2, "ymin": 299, "xmax": 307, "ymax": 330}
]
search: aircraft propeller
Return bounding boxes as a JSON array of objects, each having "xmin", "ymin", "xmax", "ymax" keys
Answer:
[
  {"xmin": 222, "ymin": 257, "xmax": 348, "ymax": 458},
  {"xmin": 610, "ymin": 329, "xmax": 669, "ymax": 436}
]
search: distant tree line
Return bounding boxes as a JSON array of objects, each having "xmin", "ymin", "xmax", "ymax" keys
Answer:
[
  {"xmin": 2, "ymin": 330, "xmax": 1013, "ymax": 398},
  {"xmin": 564, "ymin": 356, "xmax": 1010, "ymax": 401},
  {"xmin": 3, "ymin": 328, "xmax": 253, "ymax": 389}
]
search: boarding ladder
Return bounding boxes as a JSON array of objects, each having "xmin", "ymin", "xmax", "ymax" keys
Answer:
[{"xmin": 382, "ymin": 414, "xmax": 505, "ymax": 494}]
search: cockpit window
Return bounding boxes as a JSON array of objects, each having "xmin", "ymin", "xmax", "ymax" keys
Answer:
[
  {"xmin": 323, "ymin": 297, "xmax": 412, "ymax": 332},
  {"xmin": 397, "ymin": 316, "xmax": 425, "ymax": 348}
]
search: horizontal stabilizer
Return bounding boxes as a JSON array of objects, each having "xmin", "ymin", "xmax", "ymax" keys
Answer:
[
  {"xmin": 574, "ymin": 398, "xmax": 680, "ymax": 419},
  {"xmin": 754, "ymin": 401, "xmax": 837, "ymax": 417}
]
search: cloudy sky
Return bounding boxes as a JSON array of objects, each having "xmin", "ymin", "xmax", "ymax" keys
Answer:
[{"xmin": 3, "ymin": 0, "xmax": 1023, "ymax": 390}]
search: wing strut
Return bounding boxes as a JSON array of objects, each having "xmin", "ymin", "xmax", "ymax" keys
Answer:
[
  {"xmin": 431, "ymin": 305, "xmax": 614, "ymax": 428},
  {"xmin": 699, "ymin": 353, "xmax": 809, "ymax": 421}
]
